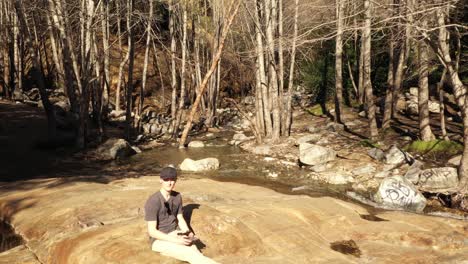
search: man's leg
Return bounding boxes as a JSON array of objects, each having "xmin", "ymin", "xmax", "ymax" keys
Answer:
[{"xmin": 152, "ymin": 232, "xmax": 219, "ymax": 264}]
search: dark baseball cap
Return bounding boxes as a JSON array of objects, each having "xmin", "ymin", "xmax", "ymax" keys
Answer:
[{"xmin": 160, "ymin": 167, "xmax": 177, "ymax": 180}]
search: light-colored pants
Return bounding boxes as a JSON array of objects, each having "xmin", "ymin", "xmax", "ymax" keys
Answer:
[{"xmin": 152, "ymin": 231, "xmax": 219, "ymax": 264}]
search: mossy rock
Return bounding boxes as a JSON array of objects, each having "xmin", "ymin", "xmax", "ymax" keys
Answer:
[{"xmin": 405, "ymin": 140, "xmax": 462, "ymax": 156}]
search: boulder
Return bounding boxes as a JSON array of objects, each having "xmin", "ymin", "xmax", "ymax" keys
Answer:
[
  {"xmin": 188, "ymin": 141, "xmax": 205, "ymax": 148},
  {"xmin": 384, "ymin": 145, "xmax": 412, "ymax": 165},
  {"xmin": 404, "ymin": 160, "xmax": 424, "ymax": 184},
  {"xmin": 296, "ymin": 134, "xmax": 321, "ymax": 145},
  {"xmin": 448, "ymin": 155, "xmax": 461, "ymax": 166},
  {"xmin": 374, "ymin": 176, "xmax": 427, "ymax": 212},
  {"xmin": 299, "ymin": 143, "xmax": 336, "ymax": 166},
  {"xmin": 180, "ymin": 158, "xmax": 220, "ymax": 172},
  {"xmin": 418, "ymin": 167, "xmax": 459, "ymax": 193},
  {"xmin": 95, "ymin": 138, "xmax": 137, "ymax": 160},
  {"xmin": 368, "ymin": 148, "xmax": 385, "ymax": 161},
  {"xmin": 409, "ymin": 87, "xmax": 418, "ymax": 97}
]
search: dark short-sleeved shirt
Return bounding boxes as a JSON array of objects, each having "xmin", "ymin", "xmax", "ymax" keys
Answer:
[{"xmin": 144, "ymin": 191, "xmax": 183, "ymax": 243}]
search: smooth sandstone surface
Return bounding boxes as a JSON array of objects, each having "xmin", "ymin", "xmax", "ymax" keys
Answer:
[{"xmin": 0, "ymin": 177, "xmax": 467, "ymax": 264}]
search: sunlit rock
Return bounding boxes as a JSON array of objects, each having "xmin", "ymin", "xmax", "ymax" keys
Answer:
[
  {"xmin": 180, "ymin": 158, "xmax": 219, "ymax": 171},
  {"xmin": 384, "ymin": 145, "xmax": 413, "ymax": 165},
  {"xmin": 299, "ymin": 143, "xmax": 336, "ymax": 166},
  {"xmin": 374, "ymin": 176, "xmax": 426, "ymax": 212},
  {"xmin": 418, "ymin": 167, "xmax": 459, "ymax": 193},
  {"xmin": 188, "ymin": 141, "xmax": 205, "ymax": 148}
]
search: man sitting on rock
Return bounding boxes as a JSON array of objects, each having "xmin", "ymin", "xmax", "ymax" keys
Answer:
[{"xmin": 144, "ymin": 166, "xmax": 219, "ymax": 264}]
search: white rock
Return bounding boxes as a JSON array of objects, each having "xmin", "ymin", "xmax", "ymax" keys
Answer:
[
  {"xmin": 180, "ymin": 158, "xmax": 220, "ymax": 172},
  {"xmin": 374, "ymin": 176, "xmax": 427, "ymax": 212},
  {"xmin": 404, "ymin": 160, "xmax": 424, "ymax": 184},
  {"xmin": 263, "ymin": 157, "xmax": 276, "ymax": 162},
  {"xmin": 428, "ymin": 101, "xmax": 440, "ymax": 114},
  {"xmin": 418, "ymin": 167, "xmax": 459, "ymax": 193},
  {"xmin": 368, "ymin": 148, "xmax": 385, "ymax": 161},
  {"xmin": 409, "ymin": 87, "xmax": 418, "ymax": 96},
  {"xmin": 299, "ymin": 143, "xmax": 336, "ymax": 166},
  {"xmin": 447, "ymin": 155, "xmax": 461, "ymax": 166},
  {"xmin": 188, "ymin": 141, "xmax": 205, "ymax": 148},
  {"xmin": 268, "ymin": 172, "xmax": 279, "ymax": 178},
  {"xmin": 385, "ymin": 145, "xmax": 413, "ymax": 165},
  {"xmin": 131, "ymin": 146, "xmax": 142, "ymax": 154}
]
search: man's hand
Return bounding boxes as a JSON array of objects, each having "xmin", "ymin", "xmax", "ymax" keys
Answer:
[{"xmin": 177, "ymin": 233, "xmax": 193, "ymax": 246}]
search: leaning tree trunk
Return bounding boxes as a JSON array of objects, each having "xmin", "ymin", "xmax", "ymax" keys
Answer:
[
  {"xmin": 179, "ymin": 0, "xmax": 241, "ymax": 147},
  {"xmin": 434, "ymin": 5, "xmax": 468, "ymax": 200}
]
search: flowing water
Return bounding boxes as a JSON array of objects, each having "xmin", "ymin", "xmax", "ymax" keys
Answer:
[{"xmin": 122, "ymin": 135, "xmax": 355, "ymax": 202}]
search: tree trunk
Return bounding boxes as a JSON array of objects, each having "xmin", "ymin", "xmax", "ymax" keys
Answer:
[
  {"xmin": 417, "ymin": 14, "xmax": 435, "ymax": 141},
  {"xmin": 437, "ymin": 68, "xmax": 448, "ymax": 140},
  {"xmin": 334, "ymin": 0, "xmax": 344, "ymax": 124},
  {"xmin": 173, "ymin": 5, "xmax": 188, "ymax": 138},
  {"xmin": 125, "ymin": 0, "xmax": 134, "ymax": 140},
  {"xmin": 14, "ymin": 0, "xmax": 56, "ymax": 139},
  {"xmin": 100, "ymin": 0, "xmax": 110, "ymax": 114},
  {"xmin": 139, "ymin": 0, "xmax": 153, "ymax": 129},
  {"xmin": 382, "ymin": 31, "xmax": 395, "ymax": 129},
  {"xmin": 169, "ymin": 0, "xmax": 177, "ymax": 134},
  {"xmin": 254, "ymin": 0, "xmax": 271, "ymax": 137},
  {"xmin": 435, "ymin": 5, "xmax": 468, "ymax": 195},
  {"xmin": 265, "ymin": 0, "xmax": 280, "ymax": 141},
  {"xmin": 284, "ymin": 0, "xmax": 299, "ymax": 135},
  {"xmin": 363, "ymin": 0, "xmax": 378, "ymax": 140}
]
